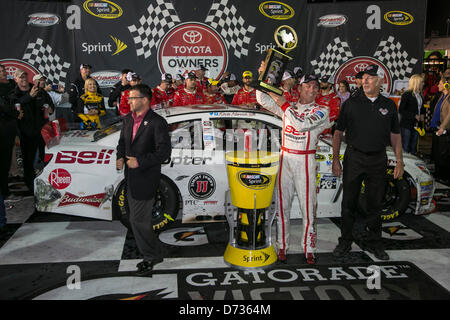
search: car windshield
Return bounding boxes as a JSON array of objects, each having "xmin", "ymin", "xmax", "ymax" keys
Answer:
[{"xmin": 93, "ymin": 116, "xmax": 123, "ymax": 141}]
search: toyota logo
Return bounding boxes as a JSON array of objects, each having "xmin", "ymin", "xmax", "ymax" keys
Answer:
[
  {"xmin": 182, "ymin": 30, "xmax": 202, "ymax": 44},
  {"xmin": 354, "ymin": 63, "xmax": 369, "ymax": 73}
]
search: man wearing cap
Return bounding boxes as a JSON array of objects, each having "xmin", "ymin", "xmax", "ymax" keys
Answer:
[
  {"xmin": 350, "ymin": 71, "xmax": 364, "ymax": 98},
  {"xmin": 173, "ymin": 74, "xmax": 185, "ymax": 93},
  {"xmin": 173, "ymin": 72, "xmax": 205, "ymax": 106},
  {"xmin": 69, "ymin": 64, "xmax": 101, "ymax": 119},
  {"xmin": 108, "ymin": 69, "xmax": 133, "ymax": 114},
  {"xmin": 232, "ymin": 71, "xmax": 260, "ymax": 109},
  {"xmin": 256, "ymin": 62, "xmax": 330, "ymax": 264},
  {"xmin": 151, "ymin": 73, "xmax": 173, "ymax": 109},
  {"xmin": 332, "ymin": 64, "xmax": 403, "ymax": 261},
  {"xmin": 204, "ymin": 78, "xmax": 226, "ymax": 104},
  {"xmin": 195, "ymin": 65, "xmax": 209, "ymax": 93},
  {"xmin": 10, "ymin": 70, "xmax": 53, "ymax": 193},
  {"xmin": 316, "ymin": 76, "xmax": 341, "ymax": 133},
  {"xmin": 220, "ymin": 73, "xmax": 241, "ymax": 104},
  {"xmin": 119, "ymin": 72, "xmax": 142, "ymax": 116},
  {"xmin": 280, "ymin": 70, "xmax": 299, "ymax": 104}
]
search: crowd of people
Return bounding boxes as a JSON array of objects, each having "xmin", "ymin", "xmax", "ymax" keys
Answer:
[{"xmin": 1, "ymin": 58, "xmax": 449, "ymax": 267}]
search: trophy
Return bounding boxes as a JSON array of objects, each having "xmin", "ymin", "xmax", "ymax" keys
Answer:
[{"xmin": 255, "ymin": 25, "xmax": 298, "ymax": 95}]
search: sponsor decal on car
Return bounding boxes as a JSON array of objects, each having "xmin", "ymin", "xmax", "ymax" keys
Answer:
[
  {"xmin": 91, "ymin": 70, "xmax": 121, "ymax": 88},
  {"xmin": 259, "ymin": 1, "xmax": 295, "ymax": 20},
  {"xmin": 27, "ymin": 13, "xmax": 61, "ymax": 27},
  {"xmin": 83, "ymin": 0, "xmax": 123, "ymax": 19},
  {"xmin": 158, "ymin": 22, "xmax": 228, "ymax": 80},
  {"xmin": 55, "ymin": 149, "xmax": 114, "ymax": 165},
  {"xmin": 384, "ymin": 11, "xmax": 414, "ymax": 26},
  {"xmin": 49, "ymin": 168, "xmax": 72, "ymax": 190},
  {"xmin": 188, "ymin": 173, "xmax": 216, "ymax": 200},
  {"xmin": 58, "ymin": 192, "xmax": 106, "ymax": 208},
  {"xmin": 317, "ymin": 14, "xmax": 348, "ymax": 27}
]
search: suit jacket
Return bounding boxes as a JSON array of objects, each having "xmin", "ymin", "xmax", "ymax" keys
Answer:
[
  {"xmin": 117, "ymin": 109, "xmax": 172, "ymax": 200},
  {"xmin": 399, "ymin": 90, "xmax": 425, "ymax": 129}
]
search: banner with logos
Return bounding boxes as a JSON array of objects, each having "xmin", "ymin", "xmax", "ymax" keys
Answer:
[
  {"xmin": 305, "ymin": 0, "xmax": 427, "ymax": 96},
  {"xmin": 0, "ymin": 0, "xmax": 307, "ymax": 95}
]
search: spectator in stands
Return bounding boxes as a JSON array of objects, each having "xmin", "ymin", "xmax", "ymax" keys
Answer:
[
  {"xmin": 108, "ymin": 69, "xmax": 132, "ymax": 114},
  {"xmin": 280, "ymin": 70, "xmax": 299, "ymax": 103},
  {"xmin": 151, "ymin": 73, "xmax": 173, "ymax": 109},
  {"xmin": 173, "ymin": 72, "xmax": 205, "ymax": 106},
  {"xmin": 119, "ymin": 72, "xmax": 142, "ymax": 116},
  {"xmin": 0, "ymin": 64, "xmax": 21, "ymax": 199},
  {"xmin": 74, "ymin": 78, "xmax": 106, "ymax": 130},
  {"xmin": 232, "ymin": 71, "xmax": 260, "ymax": 109},
  {"xmin": 69, "ymin": 64, "xmax": 101, "ymax": 122},
  {"xmin": 316, "ymin": 76, "xmax": 341, "ymax": 124},
  {"xmin": 399, "ymin": 74, "xmax": 425, "ymax": 155},
  {"xmin": 204, "ymin": 78, "xmax": 226, "ymax": 104},
  {"xmin": 10, "ymin": 69, "xmax": 53, "ymax": 193},
  {"xmin": 220, "ymin": 73, "xmax": 240, "ymax": 104},
  {"xmin": 337, "ymin": 80, "xmax": 351, "ymax": 105}
]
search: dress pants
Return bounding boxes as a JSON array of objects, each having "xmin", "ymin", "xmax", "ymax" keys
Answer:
[
  {"xmin": 340, "ymin": 146, "xmax": 387, "ymax": 247},
  {"xmin": 127, "ymin": 192, "xmax": 164, "ymax": 262}
]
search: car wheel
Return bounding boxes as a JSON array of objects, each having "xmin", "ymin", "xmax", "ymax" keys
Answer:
[
  {"xmin": 357, "ymin": 168, "xmax": 411, "ymax": 222},
  {"xmin": 112, "ymin": 176, "xmax": 181, "ymax": 231}
]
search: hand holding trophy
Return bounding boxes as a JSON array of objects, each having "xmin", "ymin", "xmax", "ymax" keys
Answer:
[{"xmin": 254, "ymin": 25, "xmax": 298, "ymax": 95}]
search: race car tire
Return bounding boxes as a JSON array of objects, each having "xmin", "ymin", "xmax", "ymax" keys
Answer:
[
  {"xmin": 357, "ymin": 168, "xmax": 411, "ymax": 222},
  {"xmin": 112, "ymin": 176, "xmax": 181, "ymax": 231}
]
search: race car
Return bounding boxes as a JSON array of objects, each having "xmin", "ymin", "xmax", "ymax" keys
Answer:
[{"xmin": 35, "ymin": 104, "xmax": 436, "ymax": 231}]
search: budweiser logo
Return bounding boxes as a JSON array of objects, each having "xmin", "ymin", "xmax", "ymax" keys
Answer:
[{"xmin": 58, "ymin": 192, "xmax": 106, "ymax": 208}]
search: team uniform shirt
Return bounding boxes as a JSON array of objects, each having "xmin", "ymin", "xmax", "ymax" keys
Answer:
[
  {"xmin": 283, "ymin": 88, "xmax": 300, "ymax": 104},
  {"xmin": 232, "ymin": 87, "xmax": 258, "ymax": 106},
  {"xmin": 77, "ymin": 91, "xmax": 106, "ymax": 129},
  {"xmin": 336, "ymin": 93, "xmax": 400, "ymax": 153},
  {"xmin": 118, "ymin": 89, "xmax": 131, "ymax": 116},
  {"xmin": 315, "ymin": 91, "xmax": 341, "ymax": 122},
  {"xmin": 204, "ymin": 92, "xmax": 226, "ymax": 104},
  {"xmin": 151, "ymin": 86, "xmax": 171, "ymax": 109},
  {"xmin": 256, "ymin": 90, "xmax": 330, "ymax": 255},
  {"xmin": 173, "ymin": 88, "xmax": 205, "ymax": 106},
  {"xmin": 196, "ymin": 77, "xmax": 208, "ymax": 93}
]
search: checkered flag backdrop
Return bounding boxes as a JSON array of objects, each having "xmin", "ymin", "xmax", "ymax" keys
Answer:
[
  {"xmin": 374, "ymin": 36, "xmax": 418, "ymax": 79},
  {"xmin": 205, "ymin": 0, "xmax": 256, "ymax": 59},
  {"xmin": 128, "ymin": 0, "xmax": 180, "ymax": 59},
  {"xmin": 310, "ymin": 37, "xmax": 353, "ymax": 78},
  {"xmin": 22, "ymin": 38, "xmax": 71, "ymax": 85}
]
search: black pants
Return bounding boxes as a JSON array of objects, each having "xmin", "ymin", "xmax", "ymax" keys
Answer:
[
  {"xmin": 0, "ymin": 133, "xmax": 15, "ymax": 197},
  {"xmin": 340, "ymin": 146, "xmax": 387, "ymax": 247},
  {"xmin": 431, "ymin": 132, "xmax": 450, "ymax": 181},
  {"xmin": 127, "ymin": 193, "xmax": 164, "ymax": 262},
  {"xmin": 19, "ymin": 134, "xmax": 43, "ymax": 193}
]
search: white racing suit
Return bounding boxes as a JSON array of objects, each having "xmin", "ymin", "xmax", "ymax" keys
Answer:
[{"xmin": 256, "ymin": 91, "xmax": 330, "ymax": 255}]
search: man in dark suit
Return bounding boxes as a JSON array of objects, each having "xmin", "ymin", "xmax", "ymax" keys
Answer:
[{"xmin": 116, "ymin": 84, "xmax": 172, "ymax": 276}]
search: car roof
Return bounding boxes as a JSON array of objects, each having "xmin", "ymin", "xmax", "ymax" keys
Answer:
[{"xmin": 156, "ymin": 104, "xmax": 277, "ymax": 118}]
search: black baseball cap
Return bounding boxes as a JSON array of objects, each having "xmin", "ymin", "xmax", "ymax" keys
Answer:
[
  {"xmin": 198, "ymin": 65, "xmax": 208, "ymax": 71},
  {"xmin": 161, "ymin": 73, "xmax": 173, "ymax": 83},
  {"xmin": 299, "ymin": 74, "xmax": 319, "ymax": 85},
  {"xmin": 355, "ymin": 71, "xmax": 364, "ymax": 79},
  {"xmin": 320, "ymin": 75, "xmax": 331, "ymax": 83},
  {"xmin": 363, "ymin": 64, "xmax": 385, "ymax": 78},
  {"xmin": 80, "ymin": 64, "xmax": 92, "ymax": 70},
  {"xmin": 186, "ymin": 71, "xmax": 197, "ymax": 79}
]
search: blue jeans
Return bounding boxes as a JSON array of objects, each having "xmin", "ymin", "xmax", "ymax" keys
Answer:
[
  {"xmin": 401, "ymin": 127, "xmax": 419, "ymax": 154},
  {"xmin": 0, "ymin": 192, "xmax": 6, "ymax": 227}
]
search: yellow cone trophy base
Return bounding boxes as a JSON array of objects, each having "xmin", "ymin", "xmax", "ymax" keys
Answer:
[
  {"xmin": 224, "ymin": 151, "xmax": 280, "ymax": 269},
  {"xmin": 224, "ymin": 243, "xmax": 277, "ymax": 269}
]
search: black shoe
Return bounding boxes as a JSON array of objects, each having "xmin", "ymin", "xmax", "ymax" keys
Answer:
[
  {"xmin": 333, "ymin": 239, "xmax": 352, "ymax": 258},
  {"xmin": 365, "ymin": 246, "xmax": 390, "ymax": 261},
  {"xmin": 136, "ymin": 258, "xmax": 163, "ymax": 276}
]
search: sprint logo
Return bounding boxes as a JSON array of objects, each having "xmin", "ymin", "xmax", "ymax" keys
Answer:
[{"xmin": 81, "ymin": 35, "xmax": 127, "ymax": 55}]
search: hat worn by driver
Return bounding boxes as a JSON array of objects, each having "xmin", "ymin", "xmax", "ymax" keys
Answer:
[
  {"xmin": 161, "ymin": 73, "xmax": 173, "ymax": 83},
  {"xmin": 126, "ymin": 72, "xmax": 141, "ymax": 82},
  {"xmin": 242, "ymin": 71, "xmax": 253, "ymax": 78},
  {"xmin": 186, "ymin": 71, "xmax": 197, "ymax": 79},
  {"xmin": 363, "ymin": 64, "xmax": 385, "ymax": 78},
  {"xmin": 299, "ymin": 74, "xmax": 319, "ymax": 85},
  {"xmin": 282, "ymin": 70, "xmax": 294, "ymax": 81}
]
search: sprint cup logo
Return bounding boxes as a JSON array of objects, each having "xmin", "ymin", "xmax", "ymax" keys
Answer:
[
  {"xmin": 83, "ymin": 0, "xmax": 123, "ymax": 19},
  {"xmin": 238, "ymin": 172, "xmax": 271, "ymax": 190},
  {"xmin": 81, "ymin": 35, "xmax": 127, "ymax": 56},
  {"xmin": 158, "ymin": 22, "xmax": 228, "ymax": 79},
  {"xmin": 259, "ymin": 1, "xmax": 295, "ymax": 20},
  {"xmin": 334, "ymin": 56, "xmax": 392, "ymax": 94}
]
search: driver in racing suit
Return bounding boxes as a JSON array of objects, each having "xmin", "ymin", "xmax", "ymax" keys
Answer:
[{"xmin": 256, "ymin": 70, "xmax": 330, "ymax": 265}]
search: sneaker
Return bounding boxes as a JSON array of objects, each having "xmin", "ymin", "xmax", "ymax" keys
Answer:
[
  {"xmin": 333, "ymin": 239, "xmax": 352, "ymax": 257},
  {"xmin": 306, "ymin": 253, "xmax": 316, "ymax": 265},
  {"xmin": 364, "ymin": 245, "xmax": 390, "ymax": 261},
  {"xmin": 277, "ymin": 249, "xmax": 287, "ymax": 263}
]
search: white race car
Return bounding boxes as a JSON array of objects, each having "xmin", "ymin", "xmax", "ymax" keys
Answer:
[{"xmin": 35, "ymin": 105, "xmax": 436, "ymax": 230}]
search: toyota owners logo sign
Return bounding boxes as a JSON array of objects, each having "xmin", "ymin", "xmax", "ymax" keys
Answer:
[
  {"xmin": 158, "ymin": 22, "xmax": 228, "ymax": 80},
  {"xmin": 0, "ymin": 59, "xmax": 39, "ymax": 83},
  {"xmin": 334, "ymin": 56, "xmax": 392, "ymax": 95}
]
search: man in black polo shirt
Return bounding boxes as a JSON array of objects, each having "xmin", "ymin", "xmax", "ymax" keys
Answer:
[{"xmin": 331, "ymin": 64, "xmax": 404, "ymax": 261}]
